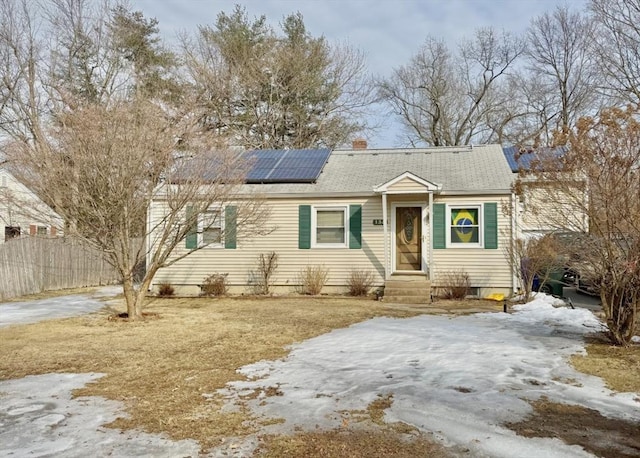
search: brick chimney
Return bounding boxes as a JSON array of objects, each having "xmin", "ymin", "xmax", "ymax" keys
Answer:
[{"xmin": 352, "ymin": 138, "xmax": 367, "ymax": 150}]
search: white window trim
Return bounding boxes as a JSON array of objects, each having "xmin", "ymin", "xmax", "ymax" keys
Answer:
[
  {"xmin": 311, "ymin": 205, "xmax": 349, "ymax": 248},
  {"xmin": 198, "ymin": 207, "xmax": 224, "ymax": 248},
  {"xmin": 446, "ymin": 205, "xmax": 483, "ymax": 248}
]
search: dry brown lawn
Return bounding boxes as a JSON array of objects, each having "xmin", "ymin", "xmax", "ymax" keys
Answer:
[
  {"xmin": 1, "ymin": 293, "xmax": 637, "ymax": 457},
  {"xmin": 2, "ymin": 286, "xmax": 103, "ymax": 303},
  {"xmin": 0, "ymin": 295, "xmax": 469, "ymax": 455},
  {"xmin": 507, "ymin": 398, "xmax": 640, "ymax": 458},
  {"xmin": 571, "ymin": 335, "xmax": 640, "ymax": 393}
]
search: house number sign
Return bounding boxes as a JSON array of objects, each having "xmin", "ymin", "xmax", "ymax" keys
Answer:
[{"xmin": 372, "ymin": 219, "xmax": 384, "ymax": 226}]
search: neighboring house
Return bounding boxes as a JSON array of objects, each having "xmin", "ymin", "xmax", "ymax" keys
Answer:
[
  {"xmin": 502, "ymin": 146, "xmax": 587, "ymax": 239},
  {"xmin": 0, "ymin": 167, "xmax": 62, "ymax": 244},
  {"xmin": 149, "ymin": 143, "xmax": 518, "ymax": 300}
]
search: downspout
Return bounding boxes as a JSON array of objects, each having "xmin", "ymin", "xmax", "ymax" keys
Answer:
[
  {"xmin": 428, "ymin": 191, "xmax": 433, "ymax": 282},
  {"xmin": 382, "ymin": 192, "xmax": 389, "ymax": 280},
  {"xmin": 511, "ymin": 191, "xmax": 519, "ymax": 294},
  {"xmin": 146, "ymin": 201, "xmax": 152, "ymax": 291}
]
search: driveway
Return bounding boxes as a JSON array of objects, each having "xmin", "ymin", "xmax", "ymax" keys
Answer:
[{"xmin": 562, "ymin": 286, "xmax": 602, "ymax": 313}]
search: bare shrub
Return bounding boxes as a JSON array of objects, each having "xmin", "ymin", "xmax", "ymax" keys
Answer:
[
  {"xmin": 438, "ymin": 270, "xmax": 471, "ymax": 299},
  {"xmin": 507, "ymin": 234, "xmax": 566, "ymax": 302},
  {"xmin": 253, "ymin": 252, "xmax": 279, "ymax": 295},
  {"xmin": 157, "ymin": 283, "xmax": 175, "ymax": 297},
  {"xmin": 201, "ymin": 273, "xmax": 228, "ymax": 296},
  {"xmin": 296, "ymin": 265, "xmax": 329, "ymax": 295},
  {"xmin": 347, "ymin": 269, "xmax": 374, "ymax": 296}
]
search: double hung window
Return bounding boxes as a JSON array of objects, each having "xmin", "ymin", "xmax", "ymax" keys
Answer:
[
  {"xmin": 313, "ymin": 207, "xmax": 348, "ymax": 247},
  {"xmin": 448, "ymin": 206, "xmax": 481, "ymax": 246}
]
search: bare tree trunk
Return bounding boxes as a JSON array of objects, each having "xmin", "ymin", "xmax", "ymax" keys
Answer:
[
  {"xmin": 121, "ymin": 274, "xmax": 140, "ymax": 319},
  {"xmin": 601, "ymin": 281, "xmax": 638, "ymax": 346}
]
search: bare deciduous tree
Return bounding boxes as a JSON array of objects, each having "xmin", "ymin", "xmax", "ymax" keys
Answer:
[
  {"xmin": 46, "ymin": 0, "xmax": 123, "ymax": 106},
  {"xmin": 1, "ymin": 1, "xmax": 269, "ymax": 319},
  {"xmin": 487, "ymin": 72, "xmax": 558, "ymax": 146},
  {"xmin": 525, "ymin": 107, "xmax": 640, "ymax": 345},
  {"xmin": 590, "ymin": 0, "xmax": 640, "ymax": 105},
  {"xmin": 378, "ymin": 28, "xmax": 525, "ymax": 146},
  {"xmin": 0, "ymin": 0, "xmax": 180, "ymax": 136},
  {"xmin": 7, "ymin": 100, "xmax": 268, "ymax": 319},
  {"xmin": 0, "ymin": 0, "xmax": 46, "ymax": 142},
  {"xmin": 526, "ymin": 6, "xmax": 601, "ymax": 138}
]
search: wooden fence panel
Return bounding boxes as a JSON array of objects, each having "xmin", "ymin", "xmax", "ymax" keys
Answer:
[{"xmin": 0, "ymin": 237, "xmax": 125, "ymax": 301}]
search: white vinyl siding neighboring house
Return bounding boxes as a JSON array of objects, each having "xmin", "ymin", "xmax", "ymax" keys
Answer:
[
  {"xmin": 0, "ymin": 168, "xmax": 62, "ymax": 244},
  {"xmin": 516, "ymin": 181, "xmax": 588, "ymax": 238},
  {"xmin": 502, "ymin": 146, "xmax": 588, "ymax": 239},
  {"xmin": 148, "ymin": 145, "xmax": 517, "ymax": 297}
]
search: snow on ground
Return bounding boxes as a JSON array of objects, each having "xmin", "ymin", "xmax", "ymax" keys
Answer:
[
  {"xmin": 0, "ymin": 373, "xmax": 200, "ymax": 457},
  {"xmin": 1, "ymin": 292, "xmax": 638, "ymax": 457},
  {"xmin": 0, "ymin": 286, "xmax": 204, "ymax": 457},
  {"xmin": 0, "ymin": 285, "xmax": 121, "ymax": 327},
  {"xmin": 218, "ymin": 295, "xmax": 640, "ymax": 458}
]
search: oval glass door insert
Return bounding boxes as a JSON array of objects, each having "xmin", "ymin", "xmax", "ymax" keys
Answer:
[{"xmin": 403, "ymin": 210, "xmax": 414, "ymax": 243}]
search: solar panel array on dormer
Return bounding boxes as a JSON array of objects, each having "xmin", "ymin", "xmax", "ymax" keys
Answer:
[
  {"xmin": 502, "ymin": 145, "xmax": 567, "ymax": 172},
  {"xmin": 245, "ymin": 148, "xmax": 331, "ymax": 183}
]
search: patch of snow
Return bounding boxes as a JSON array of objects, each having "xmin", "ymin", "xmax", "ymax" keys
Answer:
[
  {"xmin": 0, "ymin": 285, "xmax": 121, "ymax": 328},
  {"xmin": 0, "ymin": 373, "xmax": 200, "ymax": 458},
  {"xmin": 217, "ymin": 294, "xmax": 638, "ymax": 458}
]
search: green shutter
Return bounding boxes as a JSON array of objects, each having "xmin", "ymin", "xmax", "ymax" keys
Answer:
[
  {"xmin": 185, "ymin": 205, "xmax": 197, "ymax": 249},
  {"xmin": 349, "ymin": 204, "xmax": 362, "ymax": 249},
  {"xmin": 484, "ymin": 202, "xmax": 498, "ymax": 249},
  {"xmin": 299, "ymin": 205, "xmax": 311, "ymax": 249},
  {"xmin": 432, "ymin": 203, "xmax": 446, "ymax": 249},
  {"xmin": 225, "ymin": 206, "xmax": 237, "ymax": 249}
]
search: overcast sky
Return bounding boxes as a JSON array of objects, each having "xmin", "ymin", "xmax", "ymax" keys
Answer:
[{"xmin": 134, "ymin": 0, "xmax": 587, "ymax": 148}]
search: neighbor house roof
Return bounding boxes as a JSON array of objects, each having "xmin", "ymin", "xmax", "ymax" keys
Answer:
[
  {"xmin": 239, "ymin": 144, "xmax": 513, "ymax": 197},
  {"xmin": 0, "ymin": 166, "xmax": 63, "ymax": 227},
  {"xmin": 502, "ymin": 146, "xmax": 567, "ymax": 173}
]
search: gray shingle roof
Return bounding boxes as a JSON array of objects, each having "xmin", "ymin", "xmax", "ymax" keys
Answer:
[{"xmin": 239, "ymin": 144, "xmax": 513, "ymax": 196}]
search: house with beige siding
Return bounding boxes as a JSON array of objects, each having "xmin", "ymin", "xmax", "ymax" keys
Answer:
[
  {"xmin": 502, "ymin": 146, "xmax": 588, "ymax": 239},
  {"xmin": 0, "ymin": 167, "xmax": 62, "ymax": 244},
  {"xmin": 148, "ymin": 144, "xmax": 517, "ymax": 301}
]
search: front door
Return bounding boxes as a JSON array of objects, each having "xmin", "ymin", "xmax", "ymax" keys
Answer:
[{"xmin": 395, "ymin": 207, "xmax": 422, "ymax": 271}]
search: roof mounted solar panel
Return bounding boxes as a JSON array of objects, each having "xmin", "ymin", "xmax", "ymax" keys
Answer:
[
  {"xmin": 245, "ymin": 149, "xmax": 282, "ymax": 182},
  {"xmin": 502, "ymin": 146, "xmax": 567, "ymax": 172},
  {"xmin": 245, "ymin": 148, "xmax": 330, "ymax": 183}
]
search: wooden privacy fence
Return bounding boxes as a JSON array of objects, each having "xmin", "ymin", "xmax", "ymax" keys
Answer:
[{"xmin": 0, "ymin": 236, "xmax": 122, "ymax": 301}]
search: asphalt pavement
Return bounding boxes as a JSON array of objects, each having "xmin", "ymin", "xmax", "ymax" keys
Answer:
[{"xmin": 561, "ymin": 286, "xmax": 602, "ymax": 312}]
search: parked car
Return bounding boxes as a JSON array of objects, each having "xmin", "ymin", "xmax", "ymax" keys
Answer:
[{"xmin": 532, "ymin": 266, "xmax": 576, "ymax": 296}]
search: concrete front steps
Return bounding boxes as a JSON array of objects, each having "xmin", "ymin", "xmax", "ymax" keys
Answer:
[{"xmin": 383, "ymin": 274, "xmax": 431, "ymax": 304}]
